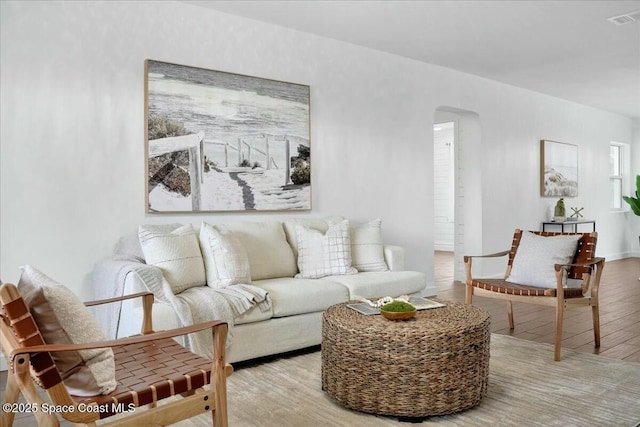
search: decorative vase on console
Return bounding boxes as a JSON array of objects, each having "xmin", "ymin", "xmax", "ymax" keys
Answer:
[{"xmin": 553, "ymin": 198, "xmax": 566, "ymax": 222}]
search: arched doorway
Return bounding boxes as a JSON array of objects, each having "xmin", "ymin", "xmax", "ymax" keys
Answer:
[{"xmin": 434, "ymin": 107, "xmax": 482, "ymax": 285}]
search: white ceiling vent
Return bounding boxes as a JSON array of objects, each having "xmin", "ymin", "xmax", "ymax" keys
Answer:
[{"xmin": 608, "ymin": 10, "xmax": 640, "ymax": 25}]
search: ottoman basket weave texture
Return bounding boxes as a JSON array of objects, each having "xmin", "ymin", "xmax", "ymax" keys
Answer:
[{"xmin": 321, "ymin": 301, "xmax": 490, "ymax": 418}]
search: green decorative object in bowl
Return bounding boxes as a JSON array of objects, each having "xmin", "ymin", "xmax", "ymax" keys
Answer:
[{"xmin": 380, "ymin": 300, "xmax": 417, "ymax": 320}]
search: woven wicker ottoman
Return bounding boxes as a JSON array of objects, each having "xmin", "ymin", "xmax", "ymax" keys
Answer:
[{"xmin": 321, "ymin": 301, "xmax": 490, "ymax": 419}]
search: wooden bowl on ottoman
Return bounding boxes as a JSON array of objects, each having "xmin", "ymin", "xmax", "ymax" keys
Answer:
[
  {"xmin": 380, "ymin": 309, "xmax": 416, "ymax": 320},
  {"xmin": 380, "ymin": 301, "xmax": 416, "ymax": 321}
]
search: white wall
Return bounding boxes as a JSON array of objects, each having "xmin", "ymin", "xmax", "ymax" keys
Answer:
[
  {"xmin": 1, "ymin": 1, "xmax": 635, "ymax": 298},
  {"xmin": 630, "ymin": 118, "xmax": 640, "ymax": 256}
]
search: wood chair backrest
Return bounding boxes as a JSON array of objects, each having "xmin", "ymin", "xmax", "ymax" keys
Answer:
[
  {"xmin": 507, "ymin": 229, "xmax": 598, "ymax": 280},
  {"xmin": 0, "ymin": 283, "xmax": 65, "ymax": 391}
]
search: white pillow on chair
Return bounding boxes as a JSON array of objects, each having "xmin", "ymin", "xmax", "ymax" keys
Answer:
[
  {"xmin": 18, "ymin": 266, "xmax": 117, "ymax": 396},
  {"xmin": 508, "ymin": 232, "xmax": 581, "ymax": 288}
]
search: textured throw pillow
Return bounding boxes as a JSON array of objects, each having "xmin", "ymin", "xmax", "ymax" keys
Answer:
[
  {"xmin": 508, "ymin": 232, "xmax": 582, "ymax": 288},
  {"xmin": 283, "ymin": 216, "xmax": 344, "ymax": 259},
  {"xmin": 350, "ymin": 219, "xmax": 389, "ymax": 272},
  {"xmin": 199, "ymin": 222, "xmax": 252, "ymax": 288},
  {"xmin": 138, "ymin": 224, "xmax": 206, "ymax": 294},
  {"xmin": 295, "ymin": 219, "xmax": 358, "ymax": 279},
  {"xmin": 17, "ymin": 266, "xmax": 117, "ymax": 396}
]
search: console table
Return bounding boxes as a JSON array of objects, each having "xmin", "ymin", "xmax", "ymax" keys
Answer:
[{"xmin": 541, "ymin": 219, "xmax": 595, "ymax": 233}]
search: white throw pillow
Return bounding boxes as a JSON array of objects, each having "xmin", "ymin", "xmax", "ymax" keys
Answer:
[
  {"xmin": 199, "ymin": 222, "xmax": 252, "ymax": 288},
  {"xmin": 295, "ymin": 219, "xmax": 358, "ymax": 279},
  {"xmin": 283, "ymin": 216, "xmax": 344, "ymax": 259},
  {"xmin": 18, "ymin": 266, "xmax": 117, "ymax": 396},
  {"xmin": 508, "ymin": 232, "xmax": 581, "ymax": 288},
  {"xmin": 350, "ymin": 219, "xmax": 389, "ymax": 272},
  {"xmin": 138, "ymin": 224, "xmax": 206, "ymax": 294},
  {"xmin": 224, "ymin": 221, "xmax": 297, "ymax": 280}
]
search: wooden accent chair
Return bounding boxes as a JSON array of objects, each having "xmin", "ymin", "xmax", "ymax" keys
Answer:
[
  {"xmin": 464, "ymin": 229, "xmax": 605, "ymax": 361},
  {"xmin": 0, "ymin": 283, "xmax": 233, "ymax": 427}
]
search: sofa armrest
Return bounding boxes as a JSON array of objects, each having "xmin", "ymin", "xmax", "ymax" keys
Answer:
[
  {"xmin": 92, "ymin": 257, "xmax": 174, "ymax": 339},
  {"xmin": 383, "ymin": 245, "xmax": 405, "ymax": 271}
]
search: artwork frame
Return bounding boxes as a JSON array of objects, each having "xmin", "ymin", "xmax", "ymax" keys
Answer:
[
  {"xmin": 540, "ymin": 140, "xmax": 578, "ymax": 197},
  {"xmin": 145, "ymin": 59, "xmax": 311, "ymax": 213}
]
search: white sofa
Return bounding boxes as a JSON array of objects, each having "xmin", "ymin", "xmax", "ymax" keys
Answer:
[{"xmin": 93, "ymin": 218, "xmax": 427, "ymax": 363}]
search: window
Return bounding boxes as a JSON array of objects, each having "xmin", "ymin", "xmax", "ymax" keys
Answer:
[{"xmin": 610, "ymin": 142, "xmax": 629, "ymax": 210}]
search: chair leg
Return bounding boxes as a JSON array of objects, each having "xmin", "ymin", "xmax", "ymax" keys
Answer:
[
  {"xmin": 507, "ymin": 301, "xmax": 514, "ymax": 329},
  {"xmin": 13, "ymin": 368, "xmax": 60, "ymax": 426},
  {"xmin": 2, "ymin": 370, "xmax": 20, "ymax": 427},
  {"xmin": 554, "ymin": 302, "xmax": 564, "ymax": 361},
  {"xmin": 592, "ymin": 304, "xmax": 601, "ymax": 347},
  {"xmin": 212, "ymin": 376, "xmax": 228, "ymax": 427},
  {"xmin": 465, "ymin": 284, "xmax": 473, "ymax": 305}
]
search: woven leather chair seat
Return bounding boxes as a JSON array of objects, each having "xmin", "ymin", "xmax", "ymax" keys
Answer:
[
  {"xmin": 72, "ymin": 338, "xmax": 214, "ymax": 419},
  {"xmin": 471, "ymin": 279, "xmax": 585, "ymax": 298}
]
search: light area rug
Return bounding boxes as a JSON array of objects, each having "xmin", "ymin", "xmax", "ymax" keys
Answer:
[{"xmin": 179, "ymin": 334, "xmax": 640, "ymax": 426}]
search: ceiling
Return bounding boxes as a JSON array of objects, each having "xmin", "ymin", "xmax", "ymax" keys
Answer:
[{"xmin": 184, "ymin": 0, "xmax": 640, "ymax": 119}]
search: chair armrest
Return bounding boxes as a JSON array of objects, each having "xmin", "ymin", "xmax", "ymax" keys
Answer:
[
  {"xmin": 84, "ymin": 292, "xmax": 154, "ymax": 307},
  {"xmin": 463, "ymin": 250, "xmax": 510, "ymax": 262},
  {"xmin": 9, "ymin": 320, "xmax": 228, "ymax": 362},
  {"xmin": 553, "ymin": 257, "xmax": 605, "ymax": 271},
  {"xmin": 464, "ymin": 250, "xmax": 510, "ymax": 284},
  {"xmin": 552, "ymin": 257, "xmax": 605, "ymax": 296},
  {"xmin": 85, "ymin": 292, "xmax": 155, "ymax": 335}
]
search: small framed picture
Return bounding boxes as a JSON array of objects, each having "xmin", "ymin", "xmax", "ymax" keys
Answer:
[{"xmin": 540, "ymin": 140, "xmax": 578, "ymax": 197}]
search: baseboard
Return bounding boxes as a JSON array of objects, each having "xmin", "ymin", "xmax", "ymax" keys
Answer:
[{"xmin": 602, "ymin": 252, "xmax": 635, "ymax": 261}]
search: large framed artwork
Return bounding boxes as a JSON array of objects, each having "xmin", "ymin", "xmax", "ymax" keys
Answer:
[
  {"xmin": 145, "ymin": 59, "xmax": 311, "ymax": 212},
  {"xmin": 540, "ymin": 140, "xmax": 578, "ymax": 197}
]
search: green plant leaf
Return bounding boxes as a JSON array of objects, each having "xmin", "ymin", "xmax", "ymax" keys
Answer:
[
  {"xmin": 623, "ymin": 175, "xmax": 640, "ymax": 216},
  {"xmin": 623, "ymin": 196, "xmax": 640, "ymax": 216}
]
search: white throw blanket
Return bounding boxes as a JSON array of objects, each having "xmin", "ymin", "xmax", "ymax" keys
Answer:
[
  {"xmin": 92, "ymin": 255, "xmax": 163, "ymax": 339},
  {"xmin": 92, "ymin": 256, "xmax": 270, "ymax": 359},
  {"xmin": 172, "ymin": 284, "xmax": 270, "ymax": 358}
]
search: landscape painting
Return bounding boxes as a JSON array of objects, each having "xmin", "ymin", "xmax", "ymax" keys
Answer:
[
  {"xmin": 540, "ymin": 140, "xmax": 578, "ymax": 197},
  {"xmin": 145, "ymin": 59, "xmax": 311, "ymax": 212}
]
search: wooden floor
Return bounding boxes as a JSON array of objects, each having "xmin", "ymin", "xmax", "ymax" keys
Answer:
[
  {"xmin": 2, "ymin": 255, "xmax": 639, "ymax": 426},
  {"xmin": 435, "ymin": 252, "xmax": 640, "ymax": 363}
]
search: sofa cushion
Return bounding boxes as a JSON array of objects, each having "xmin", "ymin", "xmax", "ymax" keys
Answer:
[
  {"xmin": 326, "ymin": 271, "xmax": 426, "ymax": 299},
  {"xmin": 350, "ymin": 219, "xmax": 389, "ymax": 272},
  {"xmin": 18, "ymin": 266, "xmax": 117, "ymax": 396},
  {"xmin": 199, "ymin": 222, "xmax": 252, "ymax": 288},
  {"xmin": 294, "ymin": 220, "xmax": 358, "ymax": 279},
  {"xmin": 234, "ymin": 303, "xmax": 273, "ymax": 325},
  {"xmin": 508, "ymin": 232, "xmax": 581, "ymax": 287},
  {"xmin": 138, "ymin": 224, "xmax": 206, "ymax": 293},
  {"xmin": 254, "ymin": 278, "xmax": 349, "ymax": 317},
  {"xmin": 224, "ymin": 221, "xmax": 297, "ymax": 281}
]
